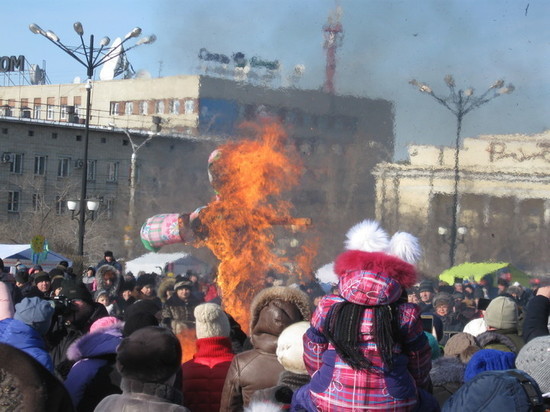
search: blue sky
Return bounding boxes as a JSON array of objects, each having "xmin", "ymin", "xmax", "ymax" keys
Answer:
[{"xmin": 4, "ymin": 0, "xmax": 549, "ymax": 159}]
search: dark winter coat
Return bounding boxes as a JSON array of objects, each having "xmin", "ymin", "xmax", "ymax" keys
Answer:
[
  {"xmin": 522, "ymin": 294, "xmax": 550, "ymax": 343},
  {"xmin": 63, "ymin": 323, "xmax": 124, "ymax": 411},
  {"xmin": 181, "ymin": 336, "xmax": 234, "ymax": 412},
  {"xmin": 220, "ymin": 286, "xmax": 311, "ymax": 411},
  {"xmin": 430, "ymin": 356, "xmax": 466, "ymax": 407},
  {"xmin": 95, "ymin": 258, "xmax": 123, "ymax": 273},
  {"xmin": 0, "ymin": 317, "xmax": 53, "ymax": 372},
  {"xmin": 162, "ymin": 294, "xmax": 201, "ymax": 332}
]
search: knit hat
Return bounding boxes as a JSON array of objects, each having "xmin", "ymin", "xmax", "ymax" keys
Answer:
[
  {"xmin": 61, "ymin": 279, "xmax": 93, "ymax": 303},
  {"xmin": 104, "ymin": 250, "xmax": 114, "ymax": 258},
  {"xmin": 464, "ymin": 349, "xmax": 516, "ymax": 382},
  {"xmin": 14, "ymin": 297, "xmax": 55, "ymax": 335},
  {"xmin": 444, "ymin": 332, "xmax": 479, "ymax": 358},
  {"xmin": 123, "ymin": 312, "xmax": 159, "ymax": 337},
  {"xmin": 117, "ymin": 326, "xmax": 182, "ymax": 383},
  {"xmin": 89, "ymin": 316, "xmax": 120, "ymax": 333},
  {"xmin": 94, "ymin": 289, "xmax": 109, "ymax": 301},
  {"xmin": 484, "ymin": 296, "xmax": 518, "ymax": 330},
  {"xmin": 419, "ymin": 280, "xmax": 435, "ymax": 293},
  {"xmin": 515, "ymin": 335, "xmax": 550, "ymax": 395},
  {"xmin": 15, "ymin": 271, "xmax": 29, "ymax": 284},
  {"xmin": 276, "ymin": 321, "xmax": 309, "ymax": 374},
  {"xmin": 136, "ymin": 273, "xmax": 156, "ymax": 290},
  {"xmin": 194, "ymin": 303, "xmax": 230, "ymax": 339},
  {"xmin": 433, "ymin": 292, "xmax": 453, "ymax": 308},
  {"xmin": 33, "ymin": 271, "xmax": 50, "ymax": 285}
]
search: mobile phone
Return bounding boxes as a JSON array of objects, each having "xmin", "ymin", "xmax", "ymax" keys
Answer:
[
  {"xmin": 477, "ymin": 298, "xmax": 491, "ymax": 311},
  {"xmin": 421, "ymin": 314, "xmax": 434, "ymax": 333}
]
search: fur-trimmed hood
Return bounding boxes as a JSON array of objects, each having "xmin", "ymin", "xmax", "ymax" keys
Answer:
[
  {"xmin": 157, "ymin": 277, "xmax": 176, "ymax": 303},
  {"xmin": 250, "ymin": 286, "xmax": 311, "ymax": 354},
  {"xmin": 67, "ymin": 322, "xmax": 124, "ymax": 361},
  {"xmin": 476, "ymin": 330, "xmax": 517, "ymax": 353},
  {"xmin": 430, "ymin": 356, "xmax": 466, "ymax": 386},
  {"xmin": 95, "ymin": 265, "xmax": 122, "ymax": 299},
  {"xmin": 333, "ymin": 250, "xmax": 416, "ymax": 305}
]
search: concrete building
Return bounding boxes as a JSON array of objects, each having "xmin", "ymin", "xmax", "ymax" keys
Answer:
[
  {"xmin": 0, "ymin": 75, "xmax": 394, "ymax": 266},
  {"xmin": 373, "ymin": 131, "xmax": 550, "ymax": 275}
]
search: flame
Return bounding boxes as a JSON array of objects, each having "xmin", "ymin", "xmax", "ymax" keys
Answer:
[
  {"xmin": 199, "ymin": 120, "xmax": 311, "ymax": 332},
  {"xmin": 177, "ymin": 328, "xmax": 197, "ymax": 363}
]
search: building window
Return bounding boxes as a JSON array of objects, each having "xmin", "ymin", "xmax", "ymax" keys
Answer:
[
  {"xmin": 76, "ymin": 135, "xmax": 82, "ymax": 141},
  {"xmin": 171, "ymin": 100, "xmax": 180, "ymax": 114},
  {"xmin": 155, "ymin": 100, "xmax": 165, "ymax": 114},
  {"xmin": 52, "ymin": 132, "xmax": 57, "ymax": 139},
  {"xmin": 28, "ymin": 130, "xmax": 34, "ymax": 137},
  {"xmin": 32, "ymin": 193, "xmax": 41, "ymax": 211},
  {"xmin": 55, "ymin": 195, "xmax": 65, "ymax": 215},
  {"xmin": 184, "ymin": 100, "xmax": 195, "ymax": 114},
  {"xmin": 87, "ymin": 160, "xmax": 97, "ymax": 181},
  {"xmin": 34, "ymin": 155, "xmax": 47, "ymax": 175},
  {"xmin": 60, "ymin": 105, "xmax": 68, "ymax": 120},
  {"xmin": 1, "ymin": 128, "xmax": 7, "ymax": 134},
  {"xmin": 46, "ymin": 105, "xmax": 54, "ymax": 120},
  {"xmin": 33, "ymin": 105, "xmax": 41, "ymax": 119},
  {"xmin": 110, "ymin": 102, "xmax": 120, "ymax": 116},
  {"xmin": 139, "ymin": 101, "xmax": 148, "ymax": 115},
  {"xmin": 107, "ymin": 162, "xmax": 119, "ymax": 182},
  {"xmin": 8, "ymin": 191, "xmax": 20, "ymax": 212},
  {"xmin": 10, "ymin": 154, "xmax": 23, "ymax": 174},
  {"xmin": 125, "ymin": 102, "xmax": 134, "ymax": 115},
  {"xmin": 57, "ymin": 158, "xmax": 70, "ymax": 177},
  {"xmin": 104, "ymin": 198, "xmax": 114, "ymax": 219},
  {"xmin": 101, "ymin": 137, "xmax": 106, "ymax": 143}
]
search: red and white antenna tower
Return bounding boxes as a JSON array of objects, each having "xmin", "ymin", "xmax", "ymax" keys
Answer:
[{"xmin": 323, "ymin": 6, "xmax": 343, "ymax": 94}]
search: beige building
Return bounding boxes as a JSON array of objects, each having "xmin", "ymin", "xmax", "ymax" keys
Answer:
[
  {"xmin": 0, "ymin": 75, "xmax": 395, "ymax": 266},
  {"xmin": 373, "ymin": 131, "xmax": 550, "ymax": 275}
]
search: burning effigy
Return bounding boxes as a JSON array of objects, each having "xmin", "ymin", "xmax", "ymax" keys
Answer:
[{"xmin": 140, "ymin": 120, "xmax": 314, "ymax": 330}]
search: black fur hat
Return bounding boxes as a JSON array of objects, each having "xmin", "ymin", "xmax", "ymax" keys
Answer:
[{"xmin": 116, "ymin": 326, "xmax": 181, "ymax": 383}]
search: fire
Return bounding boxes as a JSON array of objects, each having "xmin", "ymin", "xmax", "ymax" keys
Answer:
[
  {"xmin": 177, "ymin": 328, "xmax": 197, "ymax": 363},
  {"xmin": 199, "ymin": 120, "xmax": 312, "ymax": 332}
]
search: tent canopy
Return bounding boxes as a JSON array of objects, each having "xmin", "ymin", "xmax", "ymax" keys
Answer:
[
  {"xmin": 439, "ymin": 262, "xmax": 531, "ymax": 287},
  {"xmin": 0, "ymin": 244, "xmax": 72, "ymax": 272},
  {"xmin": 125, "ymin": 252, "xmax": 211, "ymax": 277}
]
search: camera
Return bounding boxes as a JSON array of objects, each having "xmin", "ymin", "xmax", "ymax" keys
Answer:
[{"xmin": 52, "ymin": 295, "xmax": 75, "ymax": 315}]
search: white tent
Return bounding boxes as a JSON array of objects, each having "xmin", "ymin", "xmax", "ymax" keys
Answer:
[
  {"xmin": 125, "ymin": 252, "xmax": 211, "ymax": 276},
  {"xmin": 0, "ymin": 244, "xmax": 72, "ymax": 272}
]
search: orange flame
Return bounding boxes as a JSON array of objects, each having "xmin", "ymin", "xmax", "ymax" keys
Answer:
[
  {"xmin": 199, "ymin": 120, "xmax": 311, "ymax": 332},
  {"xmin": 177, "ymin": 328, "xmax": 197, "ymax": 363}
]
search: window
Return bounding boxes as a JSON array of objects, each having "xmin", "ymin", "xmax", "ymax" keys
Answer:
[
  {"xmin": 184, "ymin": 99, "xmax": 195, "ymax": 114},
  {"xmin": 76, "ymin": 135, "xmax": 82, "ymax": 141},
  {"xmin": 55, "ymin": 195, "xmax": 65, "ymax": 215},
  {"xmin": 51, "ymin": 132, "xmax": 57, "ymax": 139},
  {"xmin": 87, "ymin": 160, "xmax": 97, "ymax": 181},
  {"xmin": 34, "ymin": 155, "xmax": 47, "ymax": 175},
  {"xmin": 139, "ymin": 101, "xmax": 148, "ymax": 115},
  {"xmin": 33, "ymin": 105, "xmax": 41, "ymax": 119},
  {"xmin": 60, "ymin": 105, "xmax": 68, "ymax": 120},
  {"xmin": 110, "ymin": 102, "xmax": 120, "ymax": 116},
  {"xmin": 104, "ymin": 198, "xmax": 114, "ymax": 219},
  {"xmin": 46, "ymin": 105, "xmax": 54, "ymax": 120},
  {"xmin": 28, "ymin": 130, "xmax": 34, "ymax": 137},
  {"xmin": 74, "ymin": 104, "xmax": 81, "ymax": 118},
  {"xmin": 8, "ymin": 191, "xmax": 20, "ymax": 212},
  {"xmin": 10, "ymin": 154, "xmax": 23, "ymax": 174},
  {"xmin": 107, "ymin": 162, "xmax": 119, "ymax": 182},
  {"xmin": 155, "ymin": 100, "xmax": 165, "ymax": 114},
  {"xmin": 125, "ymin": 102, "xmax": 134, "ymax": 115},
  {"xmin": 1, "ymin": 128, "xmax": 7, "ymax": 134},
  {"xmin": 171, "ymin": 99, "xmax": 180, "ymax": 114},
  {"xmin": 57, "ymin": 158, "xmax": 70, "ymax": 177},
  {"xmin": 32, "ymin": 193, "xmax": 41, "ymax": 211}
]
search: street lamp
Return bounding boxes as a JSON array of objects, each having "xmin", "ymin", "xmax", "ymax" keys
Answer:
[
  {"xmin": 410, "ymin": 75, "xmax": 514, "ymax": 267},
  {"xmin": 67, "ymin": 199, "xmax": 100, "ymax": 221},
  {"xmin": 29, "ymin": 22, "xmax": 156, "ymax": 261}
]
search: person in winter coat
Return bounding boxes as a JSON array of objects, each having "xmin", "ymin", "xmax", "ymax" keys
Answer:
[
  {"xmin": 249, "ymin": 321, "xmax": 311, "ymax": 411},
  {"xmin": 432, "ymin": 292, "xmax": 465, "ymax": 345},
  {"xmin": 96, "ymin": 250, "xmax": 123, "ymax": 273},
  {"xmin": 479, "ymin": 295, "xmax": 524, "ymax": 353},
  {"xmin": 94, "ymin": 326, "xmax": 189, "ymax": 412},
  {"xmin": 162, "ymin": 278, "xmax": 201, "ymax": 333},
  {"xmin": 220, "ymin": 285, "xmax": 311, "ymax": 411},
  {"xmin": 181, "ymin": 303, "xmax": 235, "ymax": 412},
  {"xmin": 292, "ymin": 221, "xmax": 436, "ymax": 412},
  {"xmin": 158, "ymin": 276, "xmax": 177, "ymax": 304},
  {"xmin": 0, "ymin": 343, "xmax": 75, "ymax": 412},
  {"xmin": 95, "ymin": 264, "xmax": 123, "ymax": 302},
  {"xmin": 0, "ymin": 296, "xmax": 55, "ymax": 372},
  {"xmin": 63, "ymin": 317, "xmax": 123, "ymax": 411}
]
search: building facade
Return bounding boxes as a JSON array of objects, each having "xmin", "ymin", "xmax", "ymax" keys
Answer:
[
  {"xmin": 373, "ymin": 131, "xmax": 550, "ymax": 275},
  {"xmin": 0, "ymin": 75, "xmax": 394, "ymax": 266}
]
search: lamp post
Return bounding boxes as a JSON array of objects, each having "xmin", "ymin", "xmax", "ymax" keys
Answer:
[
  {"xmin": 410, "ymin": 75, "xmax": 514, "ymax": 267},
  {"xmin": 29, "ymin": 22, "xmax": 156, "ymax": 262}
]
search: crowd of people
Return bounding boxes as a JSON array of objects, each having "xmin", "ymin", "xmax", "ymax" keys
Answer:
[{"xmin": 0, "ymin": 221, "xmax": 549, "ymax": 411}]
